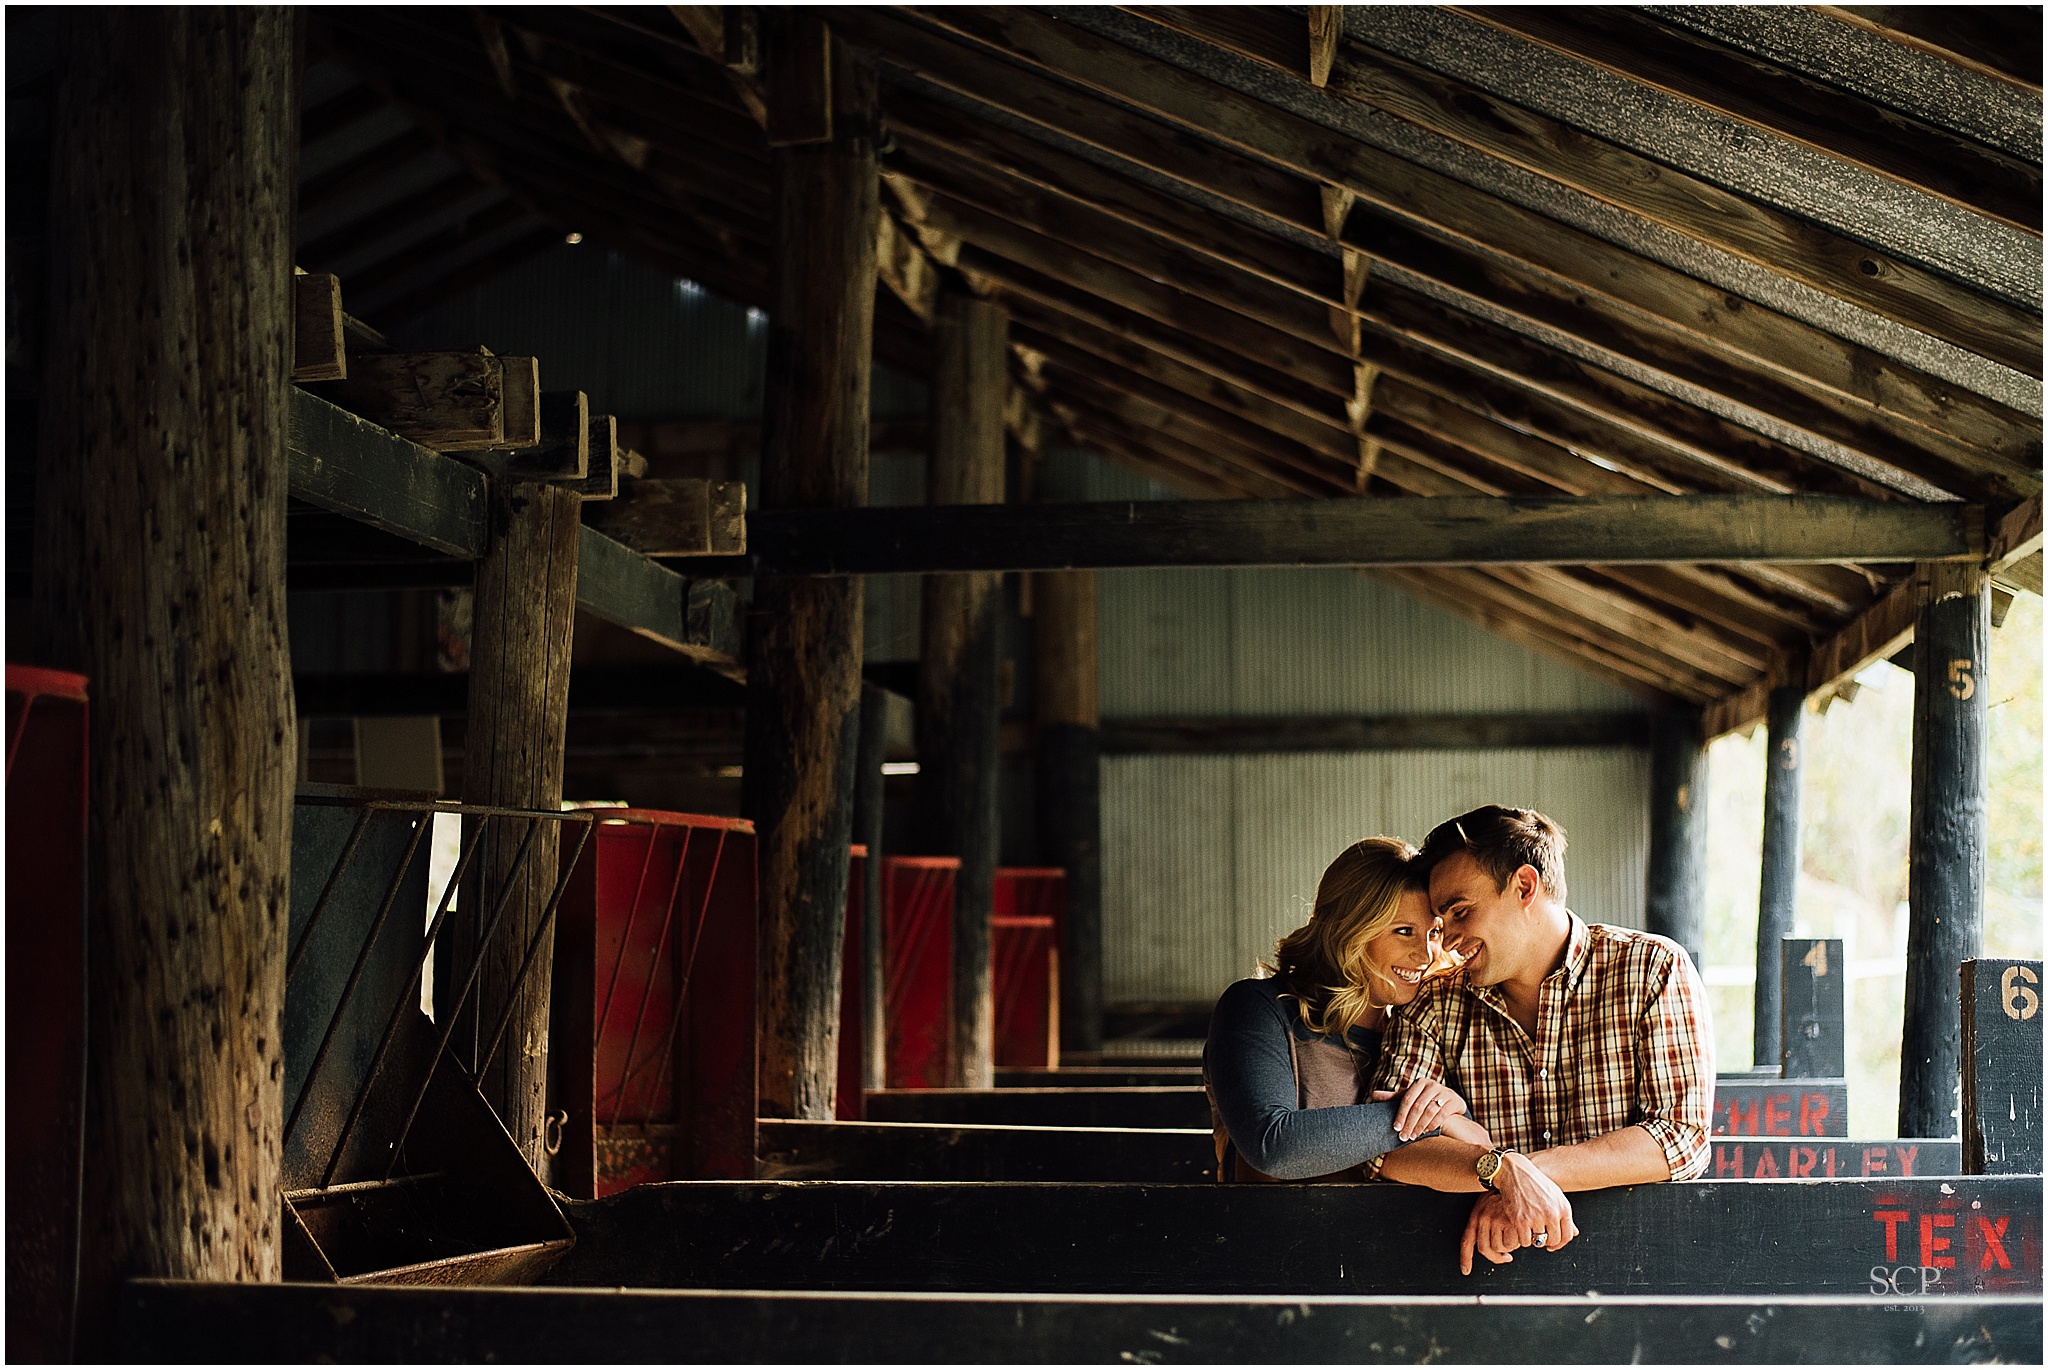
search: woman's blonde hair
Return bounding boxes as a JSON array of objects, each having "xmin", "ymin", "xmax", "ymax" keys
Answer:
[{"xmin": 1264, "ymin": 836, "xmax": 1429, "ymax": 1040}]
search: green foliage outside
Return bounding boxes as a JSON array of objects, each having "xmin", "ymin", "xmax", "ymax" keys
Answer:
[{"xmin": 1701, "ymin": 593, "xmax": 2042, "ymax": 1138}]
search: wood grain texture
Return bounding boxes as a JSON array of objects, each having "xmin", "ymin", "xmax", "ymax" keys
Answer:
[
  {"xmin": 291, "ymin": 272, "xmax": 345, "ymax": 381},
  {"xmin": 1901, "ymin": 563, "xmax": 1989, "ymax": 1139},
  {"xmin": 455, "ymin": 481, "xmax": 581, "ymax": 1170},
  {"xmin": 308, "ymin": 350, "xmax": 506, "ymax": 451},
  {"xmin": 740, "ymin": 496, "xmax": 1982, "ymax": 575},
  {"xmin": 286, "ymin": 390, "xmax": 488, "ymax": 558},
  {"xmin": 744, "ymin": 48, "xmax": 877, "ymax": 1121},
  {"xmin": 30, "ymin": 4, "xmax": 299, "ymax": 1337},
  {"xmin": 915, "ymin": 289, "xmax": 1008, "ymax": 1089}
]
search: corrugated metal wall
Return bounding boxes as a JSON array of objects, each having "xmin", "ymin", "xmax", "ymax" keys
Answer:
[{"xmin": 1102, "ymin": 749, "xmax": 1651, "ymax": 1003}]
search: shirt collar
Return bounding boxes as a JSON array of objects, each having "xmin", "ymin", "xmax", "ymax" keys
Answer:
[{"xmin": 1552, "ymin": 911, "xmax": 1592, "ymax": 992}]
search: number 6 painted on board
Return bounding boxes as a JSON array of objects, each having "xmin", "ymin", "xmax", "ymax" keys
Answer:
[{"xmin": 2002, "ymin": 965, "xmax": 2040, "ymax": 1022}]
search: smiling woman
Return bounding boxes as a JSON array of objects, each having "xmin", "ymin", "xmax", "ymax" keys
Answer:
[{"xmin": 1202, "ymin": 837, "xmax": 1489, "ymax": 1182}]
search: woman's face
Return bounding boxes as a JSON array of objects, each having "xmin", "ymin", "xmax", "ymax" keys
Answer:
[{"xmin": 1363, "ymin": 889, "xmax": 1444, "ymax": 1006}]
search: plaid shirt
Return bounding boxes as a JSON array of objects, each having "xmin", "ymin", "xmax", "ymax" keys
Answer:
[{"xmin": 1369, "ymin": 913, "xmax": 1714, "ymax": 1180}]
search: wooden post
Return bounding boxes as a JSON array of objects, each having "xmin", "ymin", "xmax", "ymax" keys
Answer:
[
  {"xmin": 1900, "ymin": 564, "xmax": 1989, "ymax": 1138},
  {"xmin": 30, "ymin": 6, "xmax": 300, "ymax": 1340},
  {"xmin": 1035, "ymin": 570, "xmax": 1104, "ymax": 1055},
  {"xmin": 1754, "ymin": 684, "xmax": 1805, "ymax": 1069},
  {"xmin": 1779, "ymin": 937, "xmax": 1846, "ymax": 1080},
  {"xmin": 743, "ymin": 39, "xmax": 877, "ymax": 1120},
  {"xmin": 450, "ymin": 477, "xmax": 580, "ymax": 1170},
  {"xmin": 1644, "ymin": 708, "xmax": 1706, "ymax": 969},
  {"xmin": 915, "ymin": 288, "xmax": 1009, "ymax": 1089},
  {"xmin": 853, "ymin": 683, "xmax": 890, "ymax": 1094}
]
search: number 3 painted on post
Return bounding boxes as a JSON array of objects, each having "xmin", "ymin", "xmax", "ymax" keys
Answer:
[
  {"xmin": 1947, "ymin": 658, "xmax": 1976, "ymax": 701},
  {"xmin": 2002, "ymin": 965, "xmax": 2040, "ymax": 1022}
]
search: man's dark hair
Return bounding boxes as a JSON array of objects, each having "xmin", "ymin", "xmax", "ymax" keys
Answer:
[{"xmin": 1417, "ymin": 805, "xmax": 1568, "ymax": 903}]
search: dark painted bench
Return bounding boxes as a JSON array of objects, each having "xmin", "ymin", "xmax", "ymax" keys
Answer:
[
  {"xmin": 995, "ymin": 1066, "xmax": 1205, "ymax": 1088},
  {"xmin": 864, "ymin": 1086, "xmax": 1212, "ymax": 1129},
  {"xmin": 119, "ymin": 1281, "xmax": 2041, "ymax": 1364},
  {"xmin": 758, "ymin": 1119, "xmax": 1214, "ymax": 1182},
  {"xmin": 1712, "ymin": 1138, "xmax": 1962, "ymax": 1178},
  {"xmin": 545, "ymin": 1176, "xmax": 2041, "ymax": 1299}
]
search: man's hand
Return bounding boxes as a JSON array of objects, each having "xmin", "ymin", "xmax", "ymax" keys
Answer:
[
  {"xmin": 1459, "ymin": 1153, "xmax": 1577, "ymax": 1275},
  {"xmin": 1371, "ymin": 1079, "xmax": 1469, "ymax": 1141}
]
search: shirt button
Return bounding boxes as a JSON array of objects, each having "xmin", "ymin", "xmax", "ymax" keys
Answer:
[
  {"xmin": 1543, "ymin": 1130, "xmax": 1552, "ymax": 1142},
  {"xmin": 1537, "ymin": 1069, "xmax": 1547, "ymax": 1079}
]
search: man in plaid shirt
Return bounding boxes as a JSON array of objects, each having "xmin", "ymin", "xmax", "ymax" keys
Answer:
[{"xmin": 1370, "ymin": 805, "xmax": 1713, "ymax": 1274}]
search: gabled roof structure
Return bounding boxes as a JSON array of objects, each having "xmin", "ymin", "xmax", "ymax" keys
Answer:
[{"xmin": 305, "ymin": 5, "xmax": 2043, "ymax": 731}]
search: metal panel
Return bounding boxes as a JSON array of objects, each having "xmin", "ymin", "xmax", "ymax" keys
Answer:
[
  {"xmin": 1102, "ymin": 566, "xmax": 1645, "ymax": 718},
  {"xmin": 1102, "ymin": 748, "xmax": 1651, "ymax": 1004}
]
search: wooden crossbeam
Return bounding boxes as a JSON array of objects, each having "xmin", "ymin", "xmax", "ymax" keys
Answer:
[
  {"xmin": 865, "ymin": 1086, "xmax": 1213, "ymax": 1130},
  {"xmin": 717, "ymin": 496, "xmax": 1982, "ymax": 576},
  {"xmin": 121, "ymin": 1281, "xmax": 2045, "ymax": 1364},
  {"xmin": 757, "ymin": 1119, "xmax": 1213, "ymax": 1182},
  {"xmin": 543, "ymin": 1176, "xmax": 2042, "ymax": 1297},
  {"xmin": 286, "ymin": 391, "xmax": 739, "ymax": 668}
]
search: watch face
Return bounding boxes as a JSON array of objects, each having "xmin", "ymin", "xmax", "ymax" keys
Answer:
[{"xmin": 1476, "ymin": 1151, "xmax": 1501, "ymax": 1183}]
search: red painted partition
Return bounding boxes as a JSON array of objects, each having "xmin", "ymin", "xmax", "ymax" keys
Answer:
[
  {"xmin": 835, "ymin": 846, "xmax": 867, "ymax": 1121},
  {"xmin": 992, "ymin": 868, "xmax": 1065, "ymax": 1069},
  {"xmin": 883, "ymin": 857, "xmax": 958, "ymax": 1089},
  {"xmin": 5, "ymin": 667, "xmax": 89, "ymax": 1364},
  {"xmin": 550, "ymin": 811, "xmax": 758, "ymax": 1198}
]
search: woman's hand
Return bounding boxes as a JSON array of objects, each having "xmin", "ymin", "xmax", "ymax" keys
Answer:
[{"xmin": 1372, "ymin": 1078, "xmax": 1469, "ymax": 1141}]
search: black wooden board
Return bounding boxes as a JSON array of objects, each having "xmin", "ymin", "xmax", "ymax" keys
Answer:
[
  {"xmin": 757, "ymin": 1119, "xmax": 1214, "ymax": 1182},
  {"xmin": 1713, "ymin": 1080, "xmax": 1849, "ymax": 1137},
  {"xmin": 994, "ymin": 1067, "xmax": 1204, "ymax": 1088},
  {"xmin": 1711, "ymin": 1139, "xmax": 1962, "ymax": 1179},
  {"xmin": 545, "ymin": 1178, "xmax": 2041, "ymax": 1299},
  {"xmin": 118, "ymin": 1281, "xmax": 2041, "ymax": 1364},
  {"xmin": 1780, "ymin": 938, "xmax": 1846, "ymax": 1079},
  {"xmin": 864, "ymin": 1086, "xmax": 1213, "ymax": 1129},
  {"xmin": 1963, "ymin": 958, "xmax": 2043, "ymax": 1174}
]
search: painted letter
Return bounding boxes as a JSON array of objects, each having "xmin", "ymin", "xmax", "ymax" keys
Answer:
[
  {"xmin": 1894, "ymin": 1145, "xmax": 1918, "ymax": 1176},
  {"xmin": 1874, "ymin": 1210, "xmax": 1910, "ymax": 1262},
  {"xmin": 1725, "ymin": 1096, "xmax": 1758, "ymax": 1134},
  {"xmin": 1920, "ymin": 1213, "xmax": 1956, "ymax": 1269},
  {"xmin": 1976, "ymin": 1215, "xmax": 2012, "ymax": 1271},
  {"xmin": 1715, "ymin": 1144, "xmax": 1744, "ymax": 1178},
  {"xmin": 1790, "ymin": 1146, "xmax": 1817, "ymax": 1178},
  {"xmin": 1863, "ymin": 1147, "xmax": 1889, "ymax": 1175},
  {"xmin": 1764, "ymin": 1093, "xmax": 1792, "ymax": 1136},
  {"xmin": 1798, "ymin": 1092, "xmax": 1830, "ymax": 1135}
]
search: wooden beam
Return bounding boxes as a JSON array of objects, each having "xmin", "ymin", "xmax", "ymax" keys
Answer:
[
  {"xmin": 726, "ymin": 496, "xmax": 1982, "ymax": 576},
  {"xmin": 757, "ymin": 1118, "xmax": 1213, "ymax": 1182},
  {"xmin": 1755, "ymin": 690, "xmax": 1808, "ymax": 1068},
  {"xmin": 1645, "ymin": 708, "xmax": 1707, "ymax": 966},
  {"xmin": 120, "ymin": 1281, "xmax": 2046, "ymax": 1363},
  {"xmin": 1703, "ymin": 574, "xmax": 1923, "ymax": 739},
  {"xmin": 543, "ymin": 1175, "xmax": 2043, "ymax": 1296},
  {"xmin": 304, "ymin": 349, "xmax": 506, "ymax": 451},
  {"xmin": 1961, "ymin": 957, "xmax": 2043, "ymax": 1174},
  {"xmin": 1465, "ymin": 6, "xmax": 2038, "ymax": 232},
  {"xmin": 1035, "ymin": 567, "xmax": 1102, "ymax": 1055},
  {"xmin": 745, "ymin": 47, "xmax": 878, "ymax": 1122},
  {"xmin": 580, "ymin": 478, "xmax": 747, "ymax": 556},
  {"xmin": 886, "ymin": 6, "xmax": 2041, "ymax": 377},
  {"xmin": 575, "ymin": 528, "xmax": 742, "ymax": 669},
  {"xmin": 291, "ymin": 271, "xmax": 346, "ymax": 382},
  {"xmin": 504, "ymin": 390, "xmax": 590, "ymax": 484},
  {"xmin": 1102, "ymin": 711, "xmax": 1652, "ymax": 755},
  {"xmin": 287, "ymin": 390, "xmax": 488, "ymax": 559},
  {"xmin": 33, "ymin": 9, "xmax": 300, "ymax": 1346},
  {"xmin": 865, "ymin": 1087, "xmax": 1213, "ymax": 1130},
  {"xmin": 915, "ymin": 289, "xmax": 1008, "ymax": 1089}
]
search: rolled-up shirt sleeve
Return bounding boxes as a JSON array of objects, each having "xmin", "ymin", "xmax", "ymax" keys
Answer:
[
  {"xmin": 1634, "ymin": 944, "xmax": 1715, "ymax": 1180},
  {"xmin": 1204, "ymin": 981, "xmax": 1418, "ymax": 1180}
]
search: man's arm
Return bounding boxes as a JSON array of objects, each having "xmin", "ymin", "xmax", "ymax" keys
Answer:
[
  {"xmin": 1631, "ymin": 940, "xmax": 1716, "ymax": 1182},
  {"xmin": 1525, "ymin": 1123, "xmax": 1672, "ymax": 1190}
]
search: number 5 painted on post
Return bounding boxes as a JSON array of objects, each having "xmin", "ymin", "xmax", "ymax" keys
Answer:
[
  {"xmin": 1947, "ymin": 658, "xmax": 1976, "ymax": 700},
  {"xmin": 2002, "ymin": 965, "xmax": 2040, "ymax": 1022}
]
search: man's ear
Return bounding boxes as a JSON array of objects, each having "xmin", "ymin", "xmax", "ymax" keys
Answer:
[{"xmin": 1514, "ymin": 864, "xmax": 1541, "ymax": 907}]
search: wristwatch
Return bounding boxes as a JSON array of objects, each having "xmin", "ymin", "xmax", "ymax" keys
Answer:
[{"xmin": 1475, "ymin": 1144, "xmax": 1515, "ymax": 1192}]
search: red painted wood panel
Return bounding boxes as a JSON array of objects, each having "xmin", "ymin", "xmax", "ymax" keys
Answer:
[{"xmin": 884, "ymin": 858, "xmax": 957, "ymax": 1089}]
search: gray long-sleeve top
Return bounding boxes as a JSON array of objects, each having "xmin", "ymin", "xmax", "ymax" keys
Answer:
[{"xmin": 1203, "ymin": 977, "xmax": 1418, "ymax": 1180}]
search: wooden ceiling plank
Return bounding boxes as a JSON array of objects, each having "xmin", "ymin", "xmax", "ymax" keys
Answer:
[
  {"xmin": 1462, "ymin": 6, "xmax": 2038, "ymax": 232},
  {"xmin": 1485, "ymin": 565, "xmax": 1775, "ymax": 677},
  {"xmin": 1379, "ymin": 567, "xmax": 1714, "ymax": 703},
  {"xmin": 893, "ymin": 105, "xmax": 2037, "ymax": 497},
  {"xmin": 904, "ymin": 6, "xmax": 2041, "ymax": 376},
  {"xmin": 1454, "ymin": 569, "xmax": 1758, "ymax": 695},
  {"xmin": 1587, "ymin": 566, "xmax": 1817, "ymax": 650}
]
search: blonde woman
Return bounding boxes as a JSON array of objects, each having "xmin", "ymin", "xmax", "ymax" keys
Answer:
[{"xmin": 1204, "ymin": 837, "xmax": 1489, "ymax": 1182}]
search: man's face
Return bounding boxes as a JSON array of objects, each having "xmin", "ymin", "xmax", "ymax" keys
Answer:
[{"xmin": 1429, "ymin": 850, "xmax": 1536, "ymax": 987}]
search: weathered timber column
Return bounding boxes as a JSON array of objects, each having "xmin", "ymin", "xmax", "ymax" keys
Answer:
[
  {"xmin": 1754, "ymin": 684, "xmax": 1806, "ymax": 1070},
  {"xmin": 743, "ymin": 40, "xmax": 877, "ymax": 1119},
  {"xmin": 1900, "ymin": 563, "xmax": 1989, "ymax": 1137},
  {"xmin": 1644, "ymin": 707, "xmax": 1707, "ymax": 970},
  {"xmin": 453, "ymin": 478, "xmax": 580, "ymax": 1171},
  {"xmin": 1036, "ymin": 569, "xmax": 1104, "ymax": 1056},
  {"xmin": 914, "ymin": 288, "xmax": 1008, "ymax": 1089},
  {"xmin": 853, "ymin": 683, "xmax": 890, "ymax": 1093},
  {"xmin": 31, "ymin": 6, "xmax": 299, "ymax": 1335}
]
